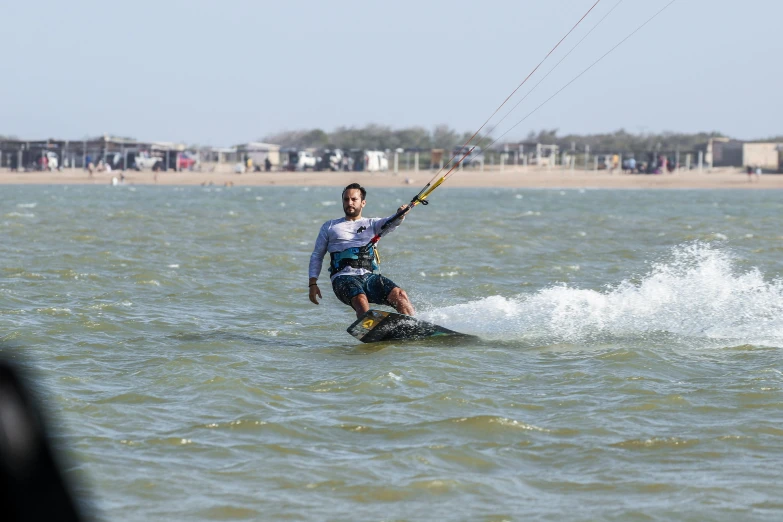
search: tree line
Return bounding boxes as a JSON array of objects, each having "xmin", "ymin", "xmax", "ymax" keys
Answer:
[
  {"xmin": 261, "ymin": 125, "xmax": 477, "ymax": 152},
  {"xmin": 262, "ymin": 126, "xmax": 779, "ymax": 153},
  {"xmin": 4, "ymin": 128, "xmax": 779, "ymax": 153}
]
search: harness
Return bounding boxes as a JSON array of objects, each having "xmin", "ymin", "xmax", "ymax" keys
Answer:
[{"xmin": 329, "ymin": 244, "xmax": 380, "ymax": 276}]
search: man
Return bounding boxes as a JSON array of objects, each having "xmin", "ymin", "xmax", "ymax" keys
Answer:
[{"xmin": 309, "ymin": 183, "xmax": 415, "ymax": 318}]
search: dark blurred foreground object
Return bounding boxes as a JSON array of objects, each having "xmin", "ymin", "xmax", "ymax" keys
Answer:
[{"xmin": 0, "ymin": 360, "xmax": 83, "ymax": 522}]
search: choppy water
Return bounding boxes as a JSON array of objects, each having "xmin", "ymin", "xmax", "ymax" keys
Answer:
[{"xmin": 2, "ymin": 185, "xmax": 783, "ymax": 521}]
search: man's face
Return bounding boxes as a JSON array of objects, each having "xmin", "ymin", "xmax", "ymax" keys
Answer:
[{"xmin": 342, "ymin": 189, "xmax": 366, "ymax": 218}]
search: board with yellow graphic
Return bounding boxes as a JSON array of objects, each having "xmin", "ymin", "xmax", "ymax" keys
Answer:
[{"xmin": 347, "ymin": 309, "xmax": 474, "ymax": 343}]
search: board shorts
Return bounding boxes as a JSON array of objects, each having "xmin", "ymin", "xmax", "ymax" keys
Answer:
[{"xmin": 332, "ymin": 274, "xmax": 399, "ymax": 308}]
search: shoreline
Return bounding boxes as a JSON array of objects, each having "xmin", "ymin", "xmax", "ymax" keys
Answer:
[{"xmin": 1, "ymin": 166, "xmax": 780, "ymax": 189}]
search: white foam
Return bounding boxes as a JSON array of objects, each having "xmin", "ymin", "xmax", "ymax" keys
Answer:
[{"xmin": 421, "ymin": 243, "xmax": 783, "ymax": 346}]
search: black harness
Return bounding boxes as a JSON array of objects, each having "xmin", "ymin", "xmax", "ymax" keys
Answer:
[{"xmin": 329, "ymin": 244, "xmax": 379, "ymax": 276}]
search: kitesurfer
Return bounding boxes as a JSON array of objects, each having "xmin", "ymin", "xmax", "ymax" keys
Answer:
[{"xmin": 309, "ymin": 183, "xmax": 415, "ymax": 318}]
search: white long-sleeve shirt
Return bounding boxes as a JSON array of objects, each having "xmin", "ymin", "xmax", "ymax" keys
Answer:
[{"xmin": 309, "ymin": 215, "xmax": 402, "ymax": 281}]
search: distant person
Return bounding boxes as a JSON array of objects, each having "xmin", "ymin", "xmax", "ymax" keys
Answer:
[
  {"xmin": 746, "ymin": 165, "xmax": 753, "ymax": 182},
  {"xmin": 246, "ymin": 157, "xmax": 253, "ymax": 172},
  {"xmin": 265, "ymin": 157, "xmax": 272, "ymax": 171},
  {"xmin": 755, "ymin": 166, "xmax": 762, "ymax": 181}
]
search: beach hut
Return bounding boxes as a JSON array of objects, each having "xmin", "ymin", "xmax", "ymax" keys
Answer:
[
  {"xmin": 703, "ymin": 137, "xmax": 743, "ymax": 168},
  {"xmin": 235, "ymin": 142, "xmax": 281, "ymax": 171},
  {"xmin": 742, "ymin": 142, "xmax": 781, "ymax": 171}
]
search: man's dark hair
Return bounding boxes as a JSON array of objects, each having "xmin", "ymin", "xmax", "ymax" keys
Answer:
[{"xmin": 342, "ymin": 183, "xmax": 366, "ymax": 200}]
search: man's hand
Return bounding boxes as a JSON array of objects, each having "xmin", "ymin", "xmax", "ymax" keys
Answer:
[
  {"xmin": 397, "ymin": 204, "xmax": 411, "ymax": 220},
  {"xmin": 309, "ymin": 281, "xmax": 321, "ymax": 305}
]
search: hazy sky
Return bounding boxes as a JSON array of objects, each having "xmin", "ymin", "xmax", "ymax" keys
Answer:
[{"xmin": 1, "ymin": 0, "xmax": 781, "ymax": 145}]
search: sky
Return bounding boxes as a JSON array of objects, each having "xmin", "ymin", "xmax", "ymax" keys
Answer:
[{"xmin": 1, "ymin": 0, "xmax": 781, "ymax": 146}]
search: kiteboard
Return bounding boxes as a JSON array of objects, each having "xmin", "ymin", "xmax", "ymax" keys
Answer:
[{"xmin": 347, "ymin": 309, "xmax": 475, "ymax": 343}]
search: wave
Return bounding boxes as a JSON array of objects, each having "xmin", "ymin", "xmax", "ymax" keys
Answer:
[{"xmin": 421, "ymin": 243, "xmax": 783, "ymax": 346}]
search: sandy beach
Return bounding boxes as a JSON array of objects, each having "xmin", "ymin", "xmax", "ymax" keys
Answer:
[{"xmin": 1, "ymin": 165, "xmax": 780, "ymax": 189}]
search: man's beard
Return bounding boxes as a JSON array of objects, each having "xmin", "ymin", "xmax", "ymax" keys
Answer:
[{"xmin": 344, "ymin": 206, "xmax": 360, "ymax": 217}]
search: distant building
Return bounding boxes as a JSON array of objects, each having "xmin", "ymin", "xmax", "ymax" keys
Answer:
[
  {"xmin": 702, "ymin": 138, "xmax": 781, "ymax": 170},
  {"xmin": 0, "ymin": 135, "xmax": 190, "ymax": 171},
  {"xmin": 200, "ymin": 147, "xmax": 238, "ymax": 165},
  {"xmin": 743, "ymin": 142, "xmax": 781, "ymax": 170},
  {"xmin": 705, "ymin": 137, "xmax": 743, "ymax": 167},
  {"xmin": 504, "ymin": 141, "xmax": 559, "ymax": 166},
  {"xmin": 235, "ymin": 142, "xmax": 281, "ymax": 169}
]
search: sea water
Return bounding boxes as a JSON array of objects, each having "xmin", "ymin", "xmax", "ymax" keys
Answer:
[{"xmin": 1, "ymin": 185, "xmax": 782, "ymax": 521}]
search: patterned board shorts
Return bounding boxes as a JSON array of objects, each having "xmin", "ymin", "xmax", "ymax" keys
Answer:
[{"xmin": 331, "ymin": 274, "xmax": 399, "ymax": 308}]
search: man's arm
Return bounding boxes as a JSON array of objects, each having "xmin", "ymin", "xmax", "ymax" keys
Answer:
[
  {"xmin": 375, "ymin": 205, "xmax": 411, "ymax": 235},
  {"xmin": 308, "ymin": 223, "xmax": 329, "ymax": 304}
]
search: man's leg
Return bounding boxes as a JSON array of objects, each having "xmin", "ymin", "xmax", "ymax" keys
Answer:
[
  {"xmin": 350, "ymin": 293, "xmax": 370, "ymax": 319},
  {"xmin": 333, "ymin": 276, "xmax": 370, "ymax": 318},
  {"xmin": 387, "ymin": 287, "xmax": 414, "ymax": 316}
]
